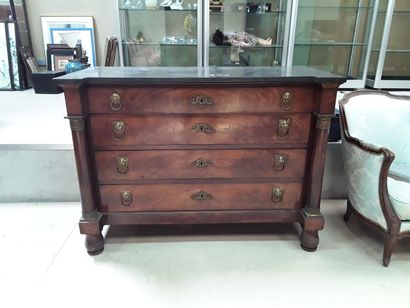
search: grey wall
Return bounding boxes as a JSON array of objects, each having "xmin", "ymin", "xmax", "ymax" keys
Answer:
[
  {"xmin": 0, "ymin": 144, "xmax": 346, "ymax": 203},
  {"xmin": 0, "ymin": 148, "xmax": 80, "ymax": 202},
  {"xmin": 25, "ymin": 0, "xmax": 117, "ymax": 66}
]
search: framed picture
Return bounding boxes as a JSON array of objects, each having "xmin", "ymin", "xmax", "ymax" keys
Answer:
[
  {"xmin": 50, "ymin": 28, "xmax": 95, "ymax": 66},
  {"xmin": 46, "ymin": 44, "xmax": 81, "ymax": 71},
  {"xmin": 53, "ymin": 54, "xmax": 73, "ymax": 70},
  {"xmin": 41, "ymin": 16, "xmax": 96, "ymax": 66},
  {"xmin": 19, "ymin": 46, "xmax": 39, "ymax": 74},
  {"xmin": 26, "ymin": 56, "xmax": 40, "ymax": 73}
]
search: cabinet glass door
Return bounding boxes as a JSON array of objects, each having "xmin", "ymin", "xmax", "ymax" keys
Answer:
[
  {"xmin": 206, "ymin": 0, "xmax": 289, "ymax": 66},
  {"xmin": 367, "ymin": 0, "xmax": 410, "ymax": 88},
  {"xmin": 118, "ymin": 0, "xmax": 200, "ymax": 66},
  {"xmin": 292, "ymin": 0, "xmax": 375, "ymax": 88}
]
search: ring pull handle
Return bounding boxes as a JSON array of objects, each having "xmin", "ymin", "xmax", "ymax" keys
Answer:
[
  {"xmin": 271, "ymin": 187, "xmax": 283, "ymax": 203},
  {"xmin": 120, "ymin": 190, "xmax": 133, "ymax": 206},
  {"xmin": 281, "ymin": 91, "xmax": 293, "ymax": 110},
  {"xmin": 273, "ymin": 155, "xmax": 287, "ymax": 171},
  {"xmin": 277, "ymin": 118, "xmax": 291, "ymax": 138},
  {"xmin": 116, "ymin": 156, "xmax": 129, "ymax": 174},
  {"xmin": 192, "ymin": 158, "xmax": 213, "ymax": 168},
  {"xmin": 110, "ymin": 93, "xmax": 122, "ymax": 111},
  {"xmin": 191, "ymin": 123, "xmax": 214, "ymax": 134},
  {"xmin": 191, "ymin": 95, "xmax": 214, "ymax": 106},
  {"xmin": 112, "ymin": 120, "xmax": 126, "ymax": 140},
  {"xmin": 191, "ymin": 191, "xmax": 213, "ymax": 201}
]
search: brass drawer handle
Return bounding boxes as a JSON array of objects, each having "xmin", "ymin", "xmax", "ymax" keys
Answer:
[
  {"xmin": 116, "ymin": 156, "xmax": 129, "ymax": 174},
  {"xmin": 191, "ymin": 123, "xmax": 214, "ymax": 134},
  {"xmin": 191, "ymin": 191, "xmax": 213, "ymax": 201},
  {"xmin": 191, "ymin": 95, "xmax": 214, "ymax": 105},
  {"xmin": 281, "ymin": 91, "xmax": 293, "ymax": 110},
  {"xmin": 271, "ymin": 187, "xmax": 283, "ymax": 203},
  {"xmin": 277, "ymin": 118, "xmax": 291, "ymax": 138},
  {"xmin": 273, "ymin": 155, "xmax": 287, "ymax": 171},
  {"xmin": 110, "ymin": 93, "xmax": 122, "ymax": 111},
  {"xmin": 192, "ymin": 158, "xmax": 213, "ymax": 168},
  {"xmin": 120, "ymin": 190, "xmax": 133, "ymax": 206},
  {"xmin": 112, "ymin": 120, "xmax": 126, "ymax": 140}
]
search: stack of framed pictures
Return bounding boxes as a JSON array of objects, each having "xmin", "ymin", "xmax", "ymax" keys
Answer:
[
  {"xmin": 41, "ymin": 16, "xmax": 96, "ymax": 70},
  {"xmin": 46, "ymin": 43, "xmax": 81, "ymax": 71}
]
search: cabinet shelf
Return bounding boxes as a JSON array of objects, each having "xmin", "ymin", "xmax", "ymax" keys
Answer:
[
  {"xmin": 372, "ymin": 49, "xmax": 410, "ymax": 53},
  {"xmin": 295, "ymin": 42, "xmax": 366, "ymax": 46},
  {"xmin": 298, "ymin": 6, "xmax": 373, "ymax": 9},
  {"xmin": 119, "ymin": 7, "xmax": 197, "ymax": 12},
  {"xmin": 210, "ymin": 10, "xmax": 286, "ymax": 15},
  {"xmin": 123, "ymin": 42, "xmax": 197, "ymax": 46},
  {"xmin": 210, "ymin": 44, "xmax": 283, "ymax": 49}
]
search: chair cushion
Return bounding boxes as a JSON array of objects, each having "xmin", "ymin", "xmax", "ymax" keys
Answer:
[
  {"xmin": 344, "ymin": 94, "xmax": 410, "ymax": 166},
  {"xmin": 388, "ymin": 177, "xmax": 410, "ymax": 220}
]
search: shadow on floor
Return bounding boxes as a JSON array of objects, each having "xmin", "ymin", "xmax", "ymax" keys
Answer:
[{"xmin": 104, "ymin": 223, "xmax": 301, "ymax": 244}]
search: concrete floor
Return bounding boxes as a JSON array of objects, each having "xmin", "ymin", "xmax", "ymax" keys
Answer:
[{"xmin": 0, "ymin": 200, "xmax": 409, "ymax": 308}]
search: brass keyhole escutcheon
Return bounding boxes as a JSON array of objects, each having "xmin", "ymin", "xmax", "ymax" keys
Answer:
[
  {"xmin": 273, "ymin": 155, "xmax": 287, "ymax": 171},
  {"xmin": 110, "ymin": 93, "xmax": 122, "ymax": 111},
  {"xmin": 271, "ymin": 187, "xmax": 283, "ymax": 203},
  {"xmin": 191, "ymin": 191, "xmax": 213, "ymax": 201},
  {"xmin": 192, "ymin": 158, "xmax": 213, "ymax": 168},
  {"xmin": 281, "ymin": 91, "xmax": 293, "ymax": 110},
  {"xmin": 277, "ymin": 118, "xmax": 291, "ymax": 138},
  {"xmin": 120, "ymin": 190, "xmax": 133, "ymax": 206},
  {"xmin": 191, "ymin": 95, "xmax": 214, "ymax": 105},
  {"xmin": 116, "ymin": 156, "xmax": 129, "ymax": 174},
  {"xmin": 112, "ymin": 120, "xmax": 126, "ymax": 140},
  {"xmin": 191, "ymin": 123, "xmax": 214, "ymax": 134}
]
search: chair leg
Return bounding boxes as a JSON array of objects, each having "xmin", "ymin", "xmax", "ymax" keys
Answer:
[
  {"xmin": 343, "ymin": 199, "xmax": 353, "ymax": 222},
  {"xmin": 383, "ymin": 233, "xmax": 399, "ymax": 267}
]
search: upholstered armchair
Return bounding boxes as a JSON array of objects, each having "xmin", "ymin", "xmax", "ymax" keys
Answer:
[{"xmin": 339, "ymin": 90, "xmax": 410, "ymax": 266}]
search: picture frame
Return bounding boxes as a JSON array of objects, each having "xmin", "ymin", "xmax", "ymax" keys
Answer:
[
  {"xmin": 19, "ymin": 46, "xmax": 39, "ymax": 74},
  {"xmin": 53, "ymin": 54, "xmax": 73, "ymax": 70},
  {"xmin": 26, "ymin": 56, "xmax": 40, "ymax": 73},
  {"xmin": 41, "ymin": 16, "xmax": 96, "ymax": 66},
  {"xmin": 46, "ymin": 43, "xmax": 81, "ymax": 70}
]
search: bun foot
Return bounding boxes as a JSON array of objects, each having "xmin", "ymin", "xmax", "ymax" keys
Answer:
[
  {"xmin": 300, "ymin": 230, "xmax": 319, "ymax": 252},
  {"xmin": 85, "ymin": 234, "xmax": 104, "ymax": 255}
]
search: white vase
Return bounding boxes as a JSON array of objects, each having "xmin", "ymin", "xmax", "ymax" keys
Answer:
[{"xmin": 145, "ymin": 0, "xmax": 157, "ymax": 8}]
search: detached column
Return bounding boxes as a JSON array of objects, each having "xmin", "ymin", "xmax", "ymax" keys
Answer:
[
  {"xmin": 300, "ymin": 83, "xmax": 339, "ymax": 251},
  {"xmin": 62, "ymin": 84, "xmax": 104, "ymax": 255}
]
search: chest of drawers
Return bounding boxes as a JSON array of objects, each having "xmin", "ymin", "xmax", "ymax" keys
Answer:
[{"xmin": 57, "ymin": 66, "xmax": 345, "ymax": 255}]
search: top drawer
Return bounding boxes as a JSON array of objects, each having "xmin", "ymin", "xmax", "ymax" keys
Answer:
[{"xmin": 86, "ymin": 86, "xmax": 315, "ymax": 114}]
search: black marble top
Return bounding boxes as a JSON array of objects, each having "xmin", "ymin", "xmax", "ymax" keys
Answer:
[{"xmin": 55, "ymin": 66, "xmax": 346, "ymax": 85}]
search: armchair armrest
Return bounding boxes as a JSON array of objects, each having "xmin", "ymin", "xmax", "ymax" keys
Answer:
[{"xmin": 340, "ymin": 135, "xmax": 394, "ymax": 229}]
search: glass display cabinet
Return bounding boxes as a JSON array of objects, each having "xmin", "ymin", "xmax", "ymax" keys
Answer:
[
  {"xmin": 116, "ymin": 0, "xmax": 291, "ymax": 67},
  {"xmin": 205, "ymin": 0, "xmax": 291, "ymax": 66},
  {"xmin": 287, "ymin": 0, "xmax": 377, "ymax": 88},
  {"xmin": 117, "ymin": 0, "xmax": 409, "ymax": 90},
  {"xmin": 0, "ymin": 0, "xmax": 32, "ymax": 90},
  {"xmin": 367, "ymin": 0, "xmax": 410, "ymax": 89},
  {"xmin": 117, "ymin": 0, "xmax": 202, "ymax": 67}
]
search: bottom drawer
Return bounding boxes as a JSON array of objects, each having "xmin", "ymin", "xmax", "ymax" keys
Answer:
[{"xmin": 99, "ymin": 183, "xmax": 302, "ymax": 212}]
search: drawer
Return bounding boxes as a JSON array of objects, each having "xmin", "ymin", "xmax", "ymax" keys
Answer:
[
  {"xmin": 86, "ymin": 86, "xmax": 314, "ymax": 114},
  {"xmin": 95, "ymin": 149, "xmax": 307, "ymax": 181},
  {"xmin": 99, "ymin": 183, "xmax": 303, "ymax": 212},
  {"xmin": 89, "ymin": 114, "xmax": 311, "ymax": 147}
]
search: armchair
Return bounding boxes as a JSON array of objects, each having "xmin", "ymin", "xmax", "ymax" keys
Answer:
[{"xmin": 339, "ymin": 90, "xmax": 410, "ymax": 266}]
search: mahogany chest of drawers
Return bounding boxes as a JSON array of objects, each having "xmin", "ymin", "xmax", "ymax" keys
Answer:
[{"xmin": 57, "ymin": 67, "xmax": 345, "ymax": 255}]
